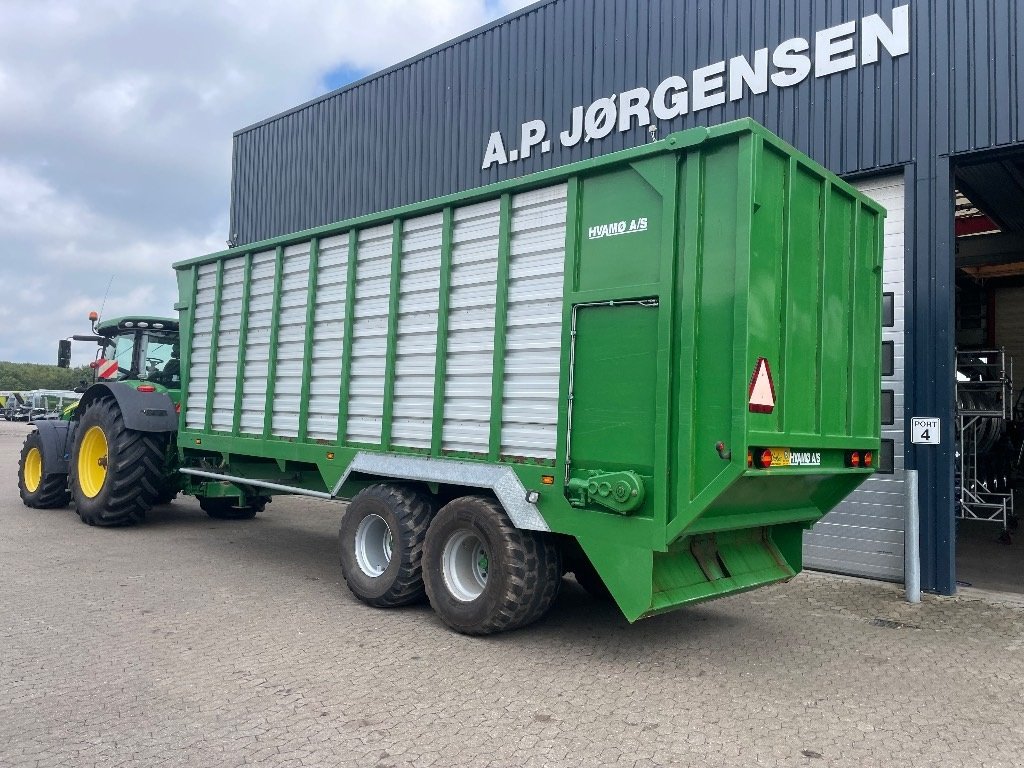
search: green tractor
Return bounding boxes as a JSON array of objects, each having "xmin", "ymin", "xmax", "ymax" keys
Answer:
[{"xmin": 16, "ymin": 312, "xmax": 185, "ymax": 524}]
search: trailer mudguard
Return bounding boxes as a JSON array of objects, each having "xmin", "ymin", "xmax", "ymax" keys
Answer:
[
  {"xmin": 77, "ymin": 382, "xmax": 178, "ymax": 433},
  {"xmin": 336, "ymin": 453, "xmax": 549, "ymax": 532},
  {"xmin": 32, "ymin": 420, "xmax": 75, "ymax": 475}
]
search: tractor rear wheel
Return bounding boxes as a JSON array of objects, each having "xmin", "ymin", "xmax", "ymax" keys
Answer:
[
  {"xmin": 70, "ymin": 397, "xmax": 165, "ymax": 526},
  {"xmin": 423, "ymin": 495, "xmax": 561, "ymax": 635},
  {"xmin": 18, "ymin": 431, "xmax": 70, "ymax": 509}
]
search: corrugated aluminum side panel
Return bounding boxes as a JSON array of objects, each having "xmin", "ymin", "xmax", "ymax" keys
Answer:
[
  {"xmin": 239, "ymin": 250, "xmax": 277, "ymax": 434},
  {"xmin": 345, "ymin": 224, "xmax": 393, "ymax": 444},
  {"xmin": 804, "ymin": 174, "xmax": 906, "ymax": 582},
  {"xmin": 271, "ymin": 243, "xmax": 311, "ymax": 437},
  {"xmin": 210, "ymin": 256, "xmax": 246, "ymax": 431},
  {"xmin": 185, "ymin": 263, "xmax": 218, "ymax": 430},
  {"xmin": 442, "ymin": 200, "xmax": 500, "ymax": 453},
  {"xmin": 392, "ymin": 213, "xmax": 443, "ymax": 450},
  {"xmin": 307, "ymin": 233, "xmax": 349, "ymax": 441},
  {"xmin": 500, "ymin": 183, "xmax": 567, "ymax": 459}
]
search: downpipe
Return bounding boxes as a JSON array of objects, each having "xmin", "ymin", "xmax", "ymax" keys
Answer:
[{"xmin": 904, "ymin": 469, "xmax": 921, "ymax": 603}]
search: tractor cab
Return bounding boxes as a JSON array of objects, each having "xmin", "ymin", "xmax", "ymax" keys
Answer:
[{"xmin": 60, "ymin": 312, "xmax": 181, "ymax": 390}]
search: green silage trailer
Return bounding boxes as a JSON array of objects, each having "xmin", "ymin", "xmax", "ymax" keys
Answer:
[{"xmin": 173, "ymin": 119, "xmax": 884, "ymax": 634}]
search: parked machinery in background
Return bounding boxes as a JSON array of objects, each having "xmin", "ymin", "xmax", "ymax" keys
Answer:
[{"xmin": 955, "ymin": 348, "xmax": 1019, "ymax": 540}]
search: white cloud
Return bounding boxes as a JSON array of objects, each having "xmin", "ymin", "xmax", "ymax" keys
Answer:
[{"xmin": 0, "ymin": 0, "xmax": 536, "ymax": 365}]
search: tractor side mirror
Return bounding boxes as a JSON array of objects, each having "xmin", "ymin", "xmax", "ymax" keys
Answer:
[{"xmin": 57, "ymin": 339, "xmax": 72, "ymax": 369}]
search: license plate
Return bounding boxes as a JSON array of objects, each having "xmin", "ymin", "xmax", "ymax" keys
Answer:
[{"xmin": 767, "ymin": 448, "xmax": 822, "ymax": 467}]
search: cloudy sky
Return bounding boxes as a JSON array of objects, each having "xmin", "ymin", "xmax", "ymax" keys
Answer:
[{"xmin": 0, "ymin": 0, "xmax": 534, "ymax": 365}]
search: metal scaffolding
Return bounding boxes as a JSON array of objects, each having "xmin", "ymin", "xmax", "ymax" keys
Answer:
[{"xmin": 956, "ymin": 349, "xmax": 1014, "ymax": 533}]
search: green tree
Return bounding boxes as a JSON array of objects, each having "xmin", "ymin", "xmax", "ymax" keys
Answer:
[{"xmin": 0, "ymin": 361, "xmax": 94, "ymax": 391}]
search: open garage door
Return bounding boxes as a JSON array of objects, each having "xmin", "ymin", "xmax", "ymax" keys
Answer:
[{"xmin": 803, "ymin": 174, "xmax": 906, "ymax": 581}]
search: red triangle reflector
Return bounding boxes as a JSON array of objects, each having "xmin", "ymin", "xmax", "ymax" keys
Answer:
[{"xmin": 748, "ymin": 357, "xmax": 776, "ymax": 414}]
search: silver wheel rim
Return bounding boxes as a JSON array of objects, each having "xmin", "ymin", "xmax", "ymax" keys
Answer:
[
  {"xmin": 354, "ymin": 514, "xmax": 393, "ymax": 577},
  {"xmin": 441, "ymin": 530, "xmax": 489, "ymax": 602}
]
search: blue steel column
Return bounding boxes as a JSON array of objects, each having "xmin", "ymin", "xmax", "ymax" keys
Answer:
[{"xmin": 906, "ymin": 161, "xmax": 956, "ymax": 596}]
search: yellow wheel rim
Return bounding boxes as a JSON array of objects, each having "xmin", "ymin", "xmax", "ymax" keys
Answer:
[
  {"xmin": 78, "ymin": 426, "xmax": 108, "ymax": 499},
  {"xmin": 24, "ymin": 447, "xmax": 42, "ymax": 493}
]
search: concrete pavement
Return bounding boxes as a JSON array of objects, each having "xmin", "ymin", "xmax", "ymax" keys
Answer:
[{"xmin": 1, "ymin": 419, "xmax": 1022, "ymax": 767}]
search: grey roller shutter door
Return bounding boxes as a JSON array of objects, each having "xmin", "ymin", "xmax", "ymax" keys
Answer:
[{"xmin": 803, "ymin": 174, "xmax": 907, "ymax": 582}]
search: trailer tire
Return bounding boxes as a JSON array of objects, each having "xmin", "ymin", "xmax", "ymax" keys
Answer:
[
  {"xmin": 423, "ymin": 495, "xmax": 561, "ymax": 635},
  {"xmin": 339, "ymin": 484, "xmax": 435, "ymax": 608},
  {"xmin": 199, "ymin": 496, "xmax": 267, "ymax": 520},
  {"xmin": 70, "ymin": 397, "xmax": 164, "ymax": 526},
  {"xmin": 18, "ymin": 431, "xmax": 70, "ymax": 509}
]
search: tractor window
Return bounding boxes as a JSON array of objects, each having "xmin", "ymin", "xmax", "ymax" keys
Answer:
[
  {"xmin": 100, "ymin": 335, "xmax": 136, "ymax": 380},
  {"xmin": 143, "ymin": 333, "xmax": 180, "ymax": 386}
]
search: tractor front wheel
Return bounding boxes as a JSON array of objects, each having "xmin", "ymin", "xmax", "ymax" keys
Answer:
[
  {"xmin": 70, "ymin": 398, "xmax": 165, "ymax": 526},
  {"xmin": 18, "ymin": 431, "xmax": 70, "ymax": 509}
]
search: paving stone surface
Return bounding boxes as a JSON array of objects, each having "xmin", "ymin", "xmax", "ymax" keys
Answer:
[{"xmin": 1, "ymin": 419, "xmax": 1022, "ymax": 767}]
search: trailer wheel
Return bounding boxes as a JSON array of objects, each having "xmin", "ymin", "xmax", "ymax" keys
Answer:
[
  {"xmin": 70, "ymin": 397, "xmax": 164, "ymax": 526},
  {"xmin": 339, "ymin": 484, "xmax": 434, "ymax": 608},
  {"xmin": 199, "ymin": 496, "xmax": 267, "ymax": 520},
  {"xmin": 18, "ymin": 431, "xmax": 70, "ymax": 509},
  {"xmin": 423, "ymin": 495, "xmax": 561, "ymax": 635}
]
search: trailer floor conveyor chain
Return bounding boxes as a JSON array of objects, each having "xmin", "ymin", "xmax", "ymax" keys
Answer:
[{"xmin": 166, "ymin": 118, "xmax": 887, "ymax": 634}]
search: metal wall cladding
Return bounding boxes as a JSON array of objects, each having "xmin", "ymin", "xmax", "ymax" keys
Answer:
[
  {"xmin": 346, "ymin": 224, "xmax": 393, "ymax": 444},
  {"xmin": 804, "ymin": 174, "xmax": 906, "ymax": 582},
  {"xmin": 184, "ymin": 263, "xmax": 217, "ymax": 429},
  {"xmin": 307, "ymin": 233, "xmax": 349, "ymax": 441},
  {"xmin": 441, "ymin": 200, "xmax": 500, "ymax": 454},
  {"xmin": 501, "ymin": 183, "xmax": 567, "ymax": 460},
  {"xmin": 939, "ymin": 0, "xmax": 1024, "ymax": 156},
  {"xmin": 228, "ymin": 0, "xmax": 945, "ymax": 244}
]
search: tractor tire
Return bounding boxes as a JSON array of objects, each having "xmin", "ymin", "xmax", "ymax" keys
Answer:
[
  {"xmin": 339, "ymin": 484, "xmax": 435, "ymax": 608},
  {"xmin": 156, "ymin": 487, "xmax": 179, "ymax": 505},
  {"xmin": 423, "ymin": 495, "xmax": 561, "ymax": 635},
  {"xmin": 199, "ymin": 496, "xmax": 267, "ymax": 520},
  {"xmin": 18, "ymin": 430, "xmax": 70, "ymax": 509},
  {"xmin": 70, "ymin": 397, "xmax": 165, "ymax": 526}
]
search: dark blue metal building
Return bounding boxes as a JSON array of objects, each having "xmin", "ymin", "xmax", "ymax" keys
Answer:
[{"xmin": 229, "ymin": 0, "xmax": 1024, "ymax": 595}]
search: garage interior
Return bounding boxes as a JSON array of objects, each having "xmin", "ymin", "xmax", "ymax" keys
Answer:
[{"xmin": 953, "ymin": 148, "xmax": 1024, "ymax": 594}]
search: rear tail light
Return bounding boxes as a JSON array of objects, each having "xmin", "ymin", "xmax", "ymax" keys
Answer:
[
  {"xmin": 845, "ymin": 450, "xmax": 871, "ymax": 468},
  {"xmin": 137, "ymin": 385, "xmax": 156, "ymax": 393}
]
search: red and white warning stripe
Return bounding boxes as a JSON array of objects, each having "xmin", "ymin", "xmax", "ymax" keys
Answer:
[{"xmin": 96, "ymin": 359, "xmax": 119, "ymax": 379}]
